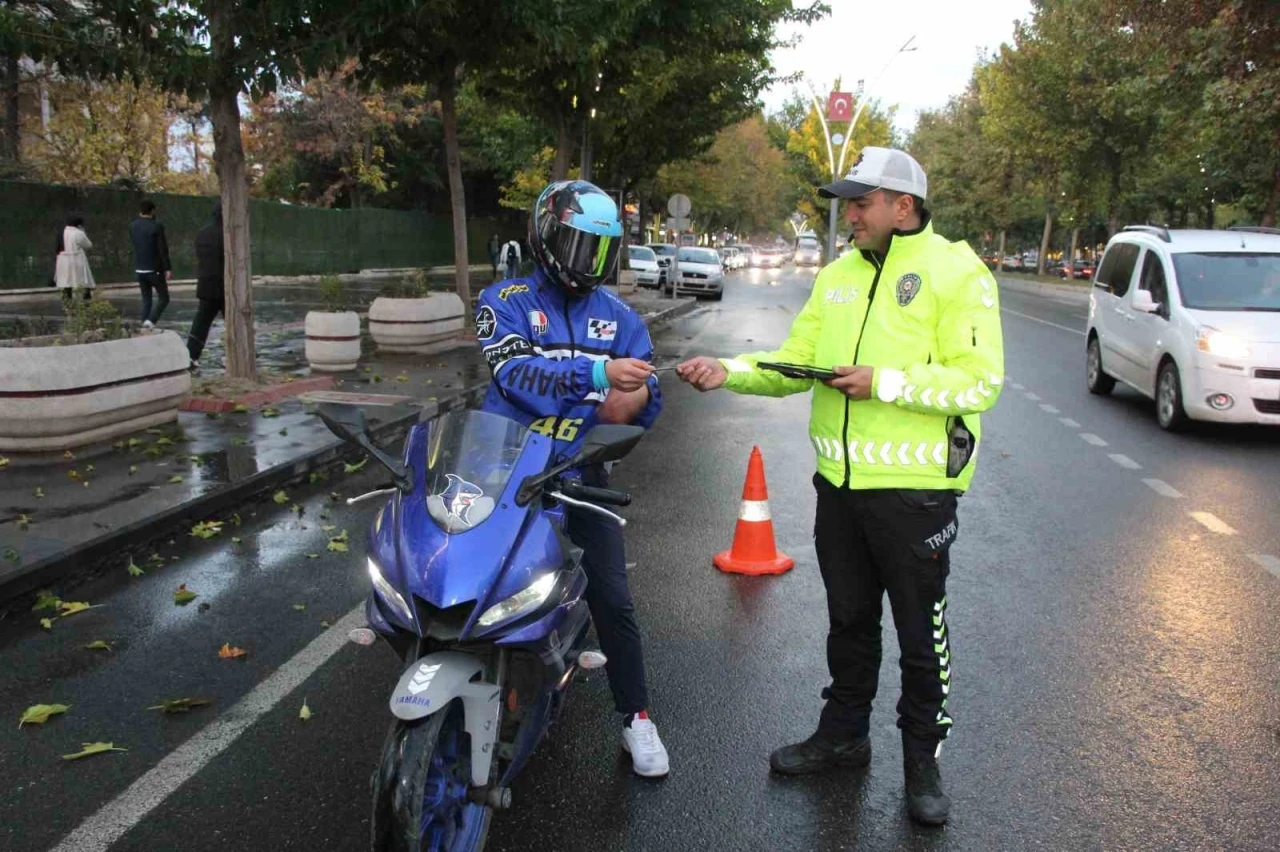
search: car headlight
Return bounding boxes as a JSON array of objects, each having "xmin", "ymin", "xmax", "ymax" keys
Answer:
[
  {"xmin": 1197, "ymin": 328, "xmax": 1249, "ymax": 359},
  {"xmin": 476, "ymin": 572, "xmax": 558, "ymax": 629},
  {"xmin": 368, "ymin": 557, "xmax": 414, "ymax": 623}
]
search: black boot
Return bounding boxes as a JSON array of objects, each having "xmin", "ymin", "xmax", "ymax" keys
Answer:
[
  {"xmin": 769, "ymin": 732, "xmax": 870, "ymax": 776},
  {"xmin": 904, "ymin": 751, "xmax": 950, "ymax": 825}
]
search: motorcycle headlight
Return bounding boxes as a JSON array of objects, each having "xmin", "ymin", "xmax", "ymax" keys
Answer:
[
  {"xmin": 1197, "ymin": 328, "xmax": 1249, "ymax": 359},
  {"xmin": 476, "ymin": 573, "xmax": 558, "ymax": 629},
  {"xmin": 367, "ymin": 557, "xmax": 413, "ymax": 624}
]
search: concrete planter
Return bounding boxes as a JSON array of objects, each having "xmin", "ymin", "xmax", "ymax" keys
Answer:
[
  {"xmin": 0, "ymin": 331, "xmax": 192, "ymax": 452},
  {"xmin": 618, "ymin": 269, "xmax": 638, "ymax": 295},
  {"xmin": 304, "ymin": 311, "xmax": 361, "ymax": 372},
  {"xmin": 369, "ymin": 294, "xmax": 466, "ymax": 354}
]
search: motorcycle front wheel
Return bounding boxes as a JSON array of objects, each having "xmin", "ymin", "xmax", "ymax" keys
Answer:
[{"xmin": 371, "ymin": 699, "xmax": 491, "ymax": 852}]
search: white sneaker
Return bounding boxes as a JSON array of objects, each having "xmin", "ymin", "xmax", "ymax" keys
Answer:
[
  {"xmin": 142, "ymin": 320, "xmax": 154, "ymax": 332},
  {"xmin": 621, "ymin": 713, "xmax": 669, "ymax": 778}
]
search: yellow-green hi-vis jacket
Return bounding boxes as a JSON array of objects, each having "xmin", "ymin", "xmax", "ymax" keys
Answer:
[{"xmin": 720, "ymin": 221, "xmax": 1005, "ymax": 492}]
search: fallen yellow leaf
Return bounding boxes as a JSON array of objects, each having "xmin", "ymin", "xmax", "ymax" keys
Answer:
[
  {"xmin": 299, "ymin": 699, "xmax": 312, "ymax": 721},
  {"xmin": 273, "ymin": 490, "xmax": 289, "ymax": 505},
  {"xmin": 61, "ymin": 742, "xmax": 126, "ymax": 760},
  {"xmin": 147, "ymin": 697, "xmax": 213, "ymax": 714},
  {"xmin": 218, "ymin": 643, "xmax": 247, "ymax": 659},
  {"xmin": 56, "ymin": 601, "xmax": 95, "ymax": 617},
  {"xmin": 19, "ymin": 703, "xmax": 69, "ymax": 727},
  {"xmin": 83, "ymin": 640, "xmax": 113, "ymax": 651},
  {"xmin": 174, "ymin": 585, "xmax": 198, "ymax": 606}
]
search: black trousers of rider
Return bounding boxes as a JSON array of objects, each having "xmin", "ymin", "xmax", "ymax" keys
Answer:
[
  {"xmin": 812, "ymin": 474, "xmax": 958, "ymax": 757},
  {"xmin": 137, "ymin": 272, "xmax": 170, "ymax": 324},
  {"xmin": 563, "ymin": 467, "xmax": 648, "ymax": 715}
]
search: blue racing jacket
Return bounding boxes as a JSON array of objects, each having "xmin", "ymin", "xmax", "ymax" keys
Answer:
[{"xmin": 476, "ymin": 268, "xmax": 663, "ymax": 462}]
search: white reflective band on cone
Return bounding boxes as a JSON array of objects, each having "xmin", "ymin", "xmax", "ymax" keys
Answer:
[{"xmin": 739, "ymin": 500, "xmax": 772, "ymax": 522}]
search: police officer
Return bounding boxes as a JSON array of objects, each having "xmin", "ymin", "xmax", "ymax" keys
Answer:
[
  {"xmin": 475, "ymin": 180, "xmax": 670, "ymax": 777},
  {"xmin": 677, "ymin": 147, "xmax": 1004, "ymax": 825}
]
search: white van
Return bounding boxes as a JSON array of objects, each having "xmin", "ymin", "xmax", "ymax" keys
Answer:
[{"xmin": 1085, "ymin": 226, "xmax": 1280, "ymax": 429}]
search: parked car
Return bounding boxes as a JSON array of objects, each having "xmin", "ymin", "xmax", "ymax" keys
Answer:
[
  {"xmin": 1086, "ymin": 225, "xmax": 1280, "ymax": 429},
  {"xmin": 667, "ymin": 246, "xmax": 724, "ymax": 299},
  {"xmin": 1002, "ymin": 255, "xmax": 1023, "ymax": 270},
  {"xmin": 649, "ymin": 243, "xmax": 679, "ymax": 286},
  {"xmin": 718, "ymin": 246, "xmax": 745, "ymax": 271},
  {"xmin": 793, "ymin": 237, "xmax": 823, "ymax": 266},
  {"xmin": 627, "ymin": 245, "xmax": 662, "ymax": 288}
]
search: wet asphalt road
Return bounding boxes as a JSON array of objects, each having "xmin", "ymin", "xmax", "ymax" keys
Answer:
[{"xmin": 3, "ymin": 266, "xmax": 1280, "ymax": 852}]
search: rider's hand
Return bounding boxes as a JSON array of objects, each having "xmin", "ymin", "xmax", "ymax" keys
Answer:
[
  {"xmin": 825, "ymin": 365, "xmax": 875, "ymax": 400},
  {"xmin": 675, "ymin": 356, "xmax": 728, "ymax": 392},
  {"xmin": 604, "ymin": 358, "xmax": 654, "ymax": 392}
]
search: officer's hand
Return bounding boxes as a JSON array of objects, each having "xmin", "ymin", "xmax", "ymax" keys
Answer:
[
  {"xmin": 605, "ymin": 358, "xmax": 654, "ymax": 392},
  {"xmin": 825, "ymin": 365, "xmax": 875, "ymax": 400},
  {"xmin": 675, "ymin": 356, "xmax": 727, "ymax": 391}
]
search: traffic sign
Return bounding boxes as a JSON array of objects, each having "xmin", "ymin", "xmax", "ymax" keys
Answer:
[
  {"xmin": 667, "ymin": 194, "xmax": 692, "ymax": 218},
  {"xmin": 666, "ymin": 217, "xmax": 691, "ymax": 232}
]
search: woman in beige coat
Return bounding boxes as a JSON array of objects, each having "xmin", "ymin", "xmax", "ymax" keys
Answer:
[{"xmin": 55, "ymin": 214, "xmax": 95, "ymax": 301}]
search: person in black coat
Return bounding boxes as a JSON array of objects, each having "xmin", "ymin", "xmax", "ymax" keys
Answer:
[
  {"xmin": 186, "ymin": 201, "xmax": 224, "ymax": 367},
  {"xmin": 129, "ymin": 198, "xmax": 174, "ymax": 328}
]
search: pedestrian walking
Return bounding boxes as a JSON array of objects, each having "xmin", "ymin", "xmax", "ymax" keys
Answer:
[
  {"xmin": 488, "ymin": 233, "xmax": 502, "ymax": 279},
  {"xmin": 186, "ymin": 200, "xmax": 224, "ymax": 369},
  {"xmin": 677, "ymin": 147, "xmax": 1005, "ymax": 826},
  {"xmin": 501, "ymin": 237, "xmax": 522, "ymax": 280},
  {"xmin": 54, "ymin": 214, "xmax": 94, "ymax": 301},
  {"xmin": 129, "ymin": 198, "xmax": 173, "ymax": 330}
]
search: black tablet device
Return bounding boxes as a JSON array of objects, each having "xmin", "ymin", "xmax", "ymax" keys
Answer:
[{"xmin": 756, "ymin": 361, "xmax": 838, "ymax": 380}]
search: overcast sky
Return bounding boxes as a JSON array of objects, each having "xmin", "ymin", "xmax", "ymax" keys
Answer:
[{"xmin": 762, "ymin": 0, "xmax": 1033, "ymax": 137}]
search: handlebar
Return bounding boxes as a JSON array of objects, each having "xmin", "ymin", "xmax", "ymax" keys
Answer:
[{"xmin": 559, "ymin": 481, "xmax": 632, "ymax": 507}]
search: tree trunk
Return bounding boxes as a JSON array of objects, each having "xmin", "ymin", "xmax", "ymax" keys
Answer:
[
  {"xmin": 997, "ymin": 230, "xmax": 1006, "ymax": 272},
  {"xmin": 1262, "ymin": 163, "xmax": 1280, "ymax": 228},
  {"xmin": 551, "ymin": 114, "xmax": 572, "ymax": 182},
  {"xmin": 1, "ymin": 48, "xmax": 19, "ymax": 166},
  {"xmin": 637, "ymin": 193, "xmax": 646, "ymax": 244},
  {"xmin": 1037, "ymin": 209, "xmax": 1053, "ymax": 276},
  {"xmin": 439, "ymin": 67, "xmax": 470, "ymax": 314},
  {"xmin": 208, "ymin": 0, "xmax": 256, "ymax": 379},
  {"xmin": 1069, "ymin": 227, "xmax": 1079, "ymax": 275}
]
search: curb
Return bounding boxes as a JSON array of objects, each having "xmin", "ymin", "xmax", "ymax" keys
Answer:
[
  {"xmin": 996, "ymin": 275, "xmax": 1091, "ymax": 304},
  {"xmin": 179, "ymin": 376, "xmax": 336, "ymax": 413},
  {"xmin": 0, "ymin": 381, "xmax": 490, "ymax": 605},
  {"xmin": 639, "ymin": 297, "xmax": 699, "ymax": 330}
]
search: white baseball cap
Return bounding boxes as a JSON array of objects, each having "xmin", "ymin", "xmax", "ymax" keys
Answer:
[{"xmin": 818, "ymin": 146, "xmax": 928, "ymax": 200}]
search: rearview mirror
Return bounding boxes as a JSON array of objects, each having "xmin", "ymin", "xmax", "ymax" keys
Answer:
[
  {"xmin": 1132, "ymin": 289, "xmax": 1160, "ymax": 314},
  {"xmin": 578, "ymin": 425, "xmax": 645, "ymax": 464},
  {"xmin": 318, "ymin": 403, "xmax": 370, "ymax": 443}
]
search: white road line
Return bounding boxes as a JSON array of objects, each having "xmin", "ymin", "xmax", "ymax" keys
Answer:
[
  {"xmin": 1059, "ymin": 418, "xmax": 1081, "ymax": 428},
  {"xmin": 1079, "ymin": 433, "xmax": 1108, "ymax": 447},
  {"xmin": 1001, "ymin": 307, "xmax": 1086, "ymax": 336},
  {"xmin": 1010, "ymin": 382, "xmax": 1025, "ymax": 391},
  {"xmin": 1249, "ymin": 554, "xmax": 1280, "ymax": 580},
  {"xmin": 1143, "ymin": 478, "xmax": 1184, "ymax": 498},
  {"xmin": 1189, "ymin": 511, "xmax": 1237, "ymax": 536},
  {"xmin": 1025, "ymin": 392, "xmax": 1042, "ymax": 401},
  {"xmin": 50, "ymin": 604, "xmax": 366, "ymax": 852},
  {"xmin": 1107, "ymin": 454, "xmax": 1142, "ymax": 470},
  {"xmin": 1039, "ymin": 403, "xmax": 1061, "ymax": 414}
]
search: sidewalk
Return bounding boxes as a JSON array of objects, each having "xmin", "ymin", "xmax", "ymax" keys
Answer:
[{"xmin": 0, "ymin": 288, "xmax": 696, "ymax": 603}]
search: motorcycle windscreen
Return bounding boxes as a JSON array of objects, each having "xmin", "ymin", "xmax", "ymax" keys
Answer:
[{"xmin": 425, "ymin": 410, "xmax": 530, "ymax": 533}]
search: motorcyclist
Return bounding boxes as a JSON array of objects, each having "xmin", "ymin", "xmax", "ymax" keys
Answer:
[{"xmin": 474, "ymin": 180, "xmax": 669, "ymax": 777}]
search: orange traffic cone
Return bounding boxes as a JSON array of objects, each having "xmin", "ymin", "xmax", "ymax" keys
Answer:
[{"xmin": 714, "ymin": 446, "xmax": 794, "ymax": 576}]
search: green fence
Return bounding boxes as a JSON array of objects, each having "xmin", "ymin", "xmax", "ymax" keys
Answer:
[{"xmin": 0, "ymin": 180, "xmax": 510, "ymax": 289}]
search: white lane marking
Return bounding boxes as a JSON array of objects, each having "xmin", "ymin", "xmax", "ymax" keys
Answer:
[
  {"xmin": 1107, "ymin": 453, "xmax": 1142, "ymax": 470},
  {"xmin": 1010, "ymin": 382, "xmax": 1025, "ymax": 391},
  {"xmin": 1039, "ymin": 403, "xmax": 1061, "ymax": 414},
  {"xmin": 1025, "ymin": 392, "xmax": 1042, "ymax": 401},
  {"xmin": 1249, "ymin": 554, "xmax": 1280, "ymax": 580},
  {"xmin": 1143, "ymin": 478, "xmax": 1184, "ymax": 498},
  {"xmin": 1059, "ymin": 418, "xmax": 1081, "ymax": 428},
  {"xmin": 1001, "ymin": 306, "xmax": 1086, "ymax": 336},
  {"xmin": 1079, "ymin": 433, "xmax": 1108, "ymax": 447},
  {"xmin": 50, "ymin": 604, "xmax": 366, "ymax": 852},
  {"xmin": 1189, "ymin": 511, "xmax": 1237, "ymax": 536}
]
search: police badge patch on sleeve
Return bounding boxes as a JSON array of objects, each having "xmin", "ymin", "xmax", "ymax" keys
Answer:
[{"xmin": 896, "ymin": 273, "xmax": 923, "ymax": 306}]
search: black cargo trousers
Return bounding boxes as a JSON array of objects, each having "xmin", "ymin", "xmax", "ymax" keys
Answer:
[{"xmin": 812, "ymin": 473, "xmax": 959, "ymax": 757}]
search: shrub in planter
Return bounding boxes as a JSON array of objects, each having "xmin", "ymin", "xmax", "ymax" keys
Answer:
[
  {"xmin": 369, "ymin": 269, "xmax": 466, "ymax": 354},
  {"xmin": 304, "ymin": 274, "xmax": 361, "ymax": 372},
  {"xmin": 0, "ymin": 295, "xmax": 191, "ymax": 451}
]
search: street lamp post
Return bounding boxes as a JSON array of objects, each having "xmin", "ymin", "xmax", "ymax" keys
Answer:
[{"xmin": 806, "ymin": 36, "xmax": 918, "ymax": 261}]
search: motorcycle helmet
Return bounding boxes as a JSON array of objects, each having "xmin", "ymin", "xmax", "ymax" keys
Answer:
[{"xmin": 529, "ymin": 180, "xmax": 622, "ymax": 297}]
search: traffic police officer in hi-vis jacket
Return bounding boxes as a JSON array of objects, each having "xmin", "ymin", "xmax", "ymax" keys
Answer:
[
  {"xmin": 475, "ymin": 180, "xmax": 670, "ymax": 778},
  {"xmin": 677, "ymin": 147, "xmax": 1004, "ymax": 825}
]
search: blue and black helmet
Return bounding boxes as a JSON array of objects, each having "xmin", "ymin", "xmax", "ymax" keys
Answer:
[{"xmin": 529, "ymin": 180, "xmax": 623, "ymax": 297}]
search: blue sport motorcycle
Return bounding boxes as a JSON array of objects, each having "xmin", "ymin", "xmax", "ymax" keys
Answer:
[{"xmin": 318, "ymin": 404, "xmax": 644, "ymax": 852}]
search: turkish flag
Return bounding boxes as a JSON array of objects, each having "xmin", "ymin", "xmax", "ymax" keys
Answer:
[{"xmin": 827, "ymin": 92, "xmax": 853, "ymax": 123}]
